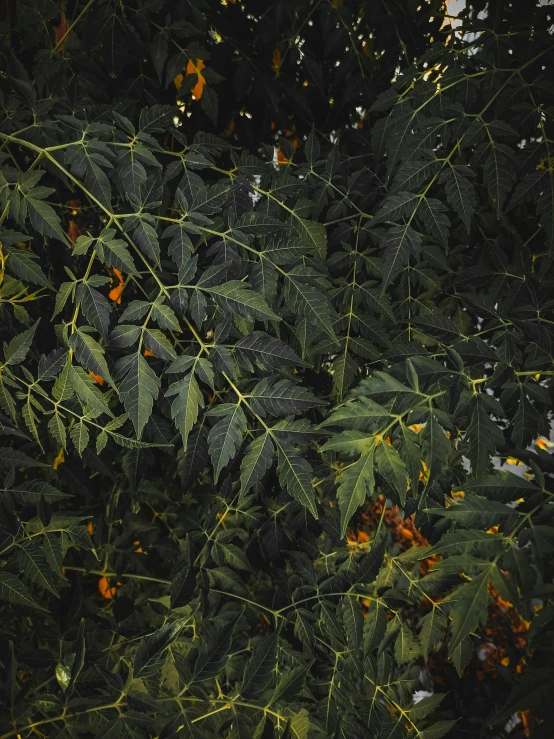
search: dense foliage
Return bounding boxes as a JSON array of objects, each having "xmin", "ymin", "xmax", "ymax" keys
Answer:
[{"xmin": 1, "ymin": 0, "xmax": 554, "ymax": 737}]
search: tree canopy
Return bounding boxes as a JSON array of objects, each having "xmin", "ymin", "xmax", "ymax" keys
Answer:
[{"xmin": 0, "ymin": 1, "xmax": 554, "ymax": 737}]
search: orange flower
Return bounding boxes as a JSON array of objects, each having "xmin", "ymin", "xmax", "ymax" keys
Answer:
[
  {"xmin": 67, "ymin": 198, "xmax": 81, "ymax": 215},
  {"xmin": 272, "ymin": 49, "xmax": 282, "ymax": 75},
  {"xmin": 419, "ymin": 460, "xmax": 429, "ymax": 483},
  {"xmin": 67, "ymin": 219, "xmax": 82, "ymax": 244},
  {"xmin": 173, "ymin": 73, "xmax": 184, "ymax": 89},
  {"xmin": 185, "ymin": 59, "xmax": 206, "ymax": 100},
  {"xmin": 89, "ymin": 371, "xmax": 104, "ymax": 386},
  {"xmin": 223, "ymin": 118, "xmax": 235, "ymax": 137},
  {"xmin": 52, "ymin": 449, "xmax": 65, "ymax": 470},
  {"xmin": 276, "ymin": 148, "xmax": 290, "ymax": 166},
  {"xmin": 87, "ymin": 522, "xmax": 94, "ymax": 535},
  {"xmin": 54, "ymin": 7, "xmax": 69, "ymax": 50},
  {"xmin": 143, "ymin": 349, "xmax": 154, "ymax": 357},
  {"xmin": 108, "ymin": 268, "xmax": 124, "ymax": 303},
  {"xmin": 520, "ymin": 710, "xmax": 531, "ymax": 737},
  {"xmin": 535, "ymin": 437, "xmax": 553, "ymax": 450},
  {"xmin": 98, "ymin": 576, "xmax": 120, "ymax": 599},
  {"xmin": 409, "ymin": 423, "xmax": 425, "ymax": 433}
]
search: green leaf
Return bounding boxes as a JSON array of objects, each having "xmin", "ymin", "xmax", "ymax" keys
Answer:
[
  {"xmin": 52, "ymin": 281, "xmax": 75, "ymax": 318},
  {"xmin": 395, "ymin": 622, "xmax": 419, "ymax": 664},
  {"xmin": 151, "ymin": 302, "xmax": 180, "ymax": 331},
  {"xmin": 241, "ymin": 626, "xmax": 281, "ymax": 699},
  {"xmin": 143, "ymin": 328, "xmax": 177, "ymax": 360},
  {"xmin": 117, "ymin": 353, "xmax": 161, "ymax": 438},
  {"xmin": 166, "ymin": 371, "xmax": 203, "ymax": 451},
  {"xmin": 341, "ymin": 596, "xmax": 363, "ymax": 653},
  {"xmin": 207, "ymin": 404, "xmax": 247, "ymax": 482},
  {"xmin": 336, "ymin": 442, "xmax": 376, "ymax": 538},
  {"xmin": 421, "ymin": 416, "xmax": 450, "ymax": 489},
  {"xmin": 3, "ymin": 320, "xmax": 39, "ymax": 366},
  {"xmin": 276, "ymin": 441, "xmax": 318, "ymax": 519},
  {"xmin": 70, "ymin": 421, "xmax": 89, "ymax": 456},
  {"xmin": 373, "ymin": 191, "xmax": 419, "ymax": 224},
  {"xmin": 134, "ymin": 221, "xmax": 161, "ymax": 266},
  {"xmin": 460, "ymin": 472, "xmax": 537, "ymax": 500},
  {"xmin": 406, "ymin": 693, "xmax": 445, "ymax": 722},
  {"xmin": 440, "ymin": 166, "xmax": 476, "ymax": 232},
  {"xmin": 170, "ymin": 548, "xmax": 197, "ymax": 609},
  {"xmin": 77, "ymin": 283, "xmax": 111, "ymax": 337},
  {"xmin": 425, "ymin": 530, "xmax": 504, "ymax": 557},
  {"xmin": 426, "ymin": 496, "xmax": 516, "ymax": 529},
  {"xmin": 294, "ymin": 217, "xmax": 327, "ymax": 258},
  {"xmin": 363, "ymin": 602, "xmax": 387, "ymax": 655},
  {"xmin": 331, "ymin": 351, "xmax": 358, "ymax": 400},
  {"xmin": 17, "ymin": 540, "xmax": 59, "ymax": 597},
  {"xmin": 193, "ymin": 616, "xmax": 236, "ymax": 682},
  {"xmin": 24, "ymin": 194, "xmax": 69, "ymax": 244},
  {"xmin": 418, "ymin": 610, "xmax": 447, "ymax": 659},
  {"xmin": 235, "ymin": 331, "xmax": 304, "ymax": 372},
  {"xmin": 269, "ymin": 662, "xmax": 313, "ymax": 706},
  {"xmin": 239, "ymin": 432, "xmax": 274, "ymax": 501},
  {"xmin": 284, "ymin": 269, "xmax": 339, "ymax": 345},
  {"xmin": 0, "ymin": 447, "xmax": 44, "ymax": 469},
  {"xmin": 419, "ymin": 198, "xmax": 450, "ymax": 246},
  {"xmin": 465, "ymin": 399, "xmax": 504, "ymax": 476},
  {"xmin": 207, "ymin": 281, "xmax": 280, "ymax": 321},
  {"xmin": 448, "ymin": 570, "xmax": 491, "ymax": 655},
  {"xmin": 4, "ymin": 246, "xmax": 52, "ymax": 288},
  {"xmin": 69, "ymin": 330, "xmax": 114, "ymax": 388},
  {"xmin": 484, "ymin": 143, "xmax": 516, "ymax": 218},
  {"xmin": 375, "ymin": 441, "xmax": 409, "ymax": 506},
  {"xmin": 97, "ymin": 228, "xmax": 138, "ymax": 274},
  {"xmin": 380, "ymin": 224, "xmax": 421, "ymax": 290},
  {"xmin": 134, "ymin": 619, "xmax": 188, "ymax": 679},
  {"xmin": 419, "ymin": 720, "xmax": 458, "ymax": 739},
  {"xmin": 68, "ymin": 365, "xmax": 111, "ymax": 418},
  {"xmin": 249, "ymin": 377, "xmax": 324, "ymax": 418},
  {"xmin": 0, "ymin": 572, "xmax": 47, "ymax": 612},
  {"xmin": 319, "ymin": 397, "xmax": 391, "ymax": 431},
  {"xmin": 410, "ymin": 314, "xmax": 459, "ymax": 343}
]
